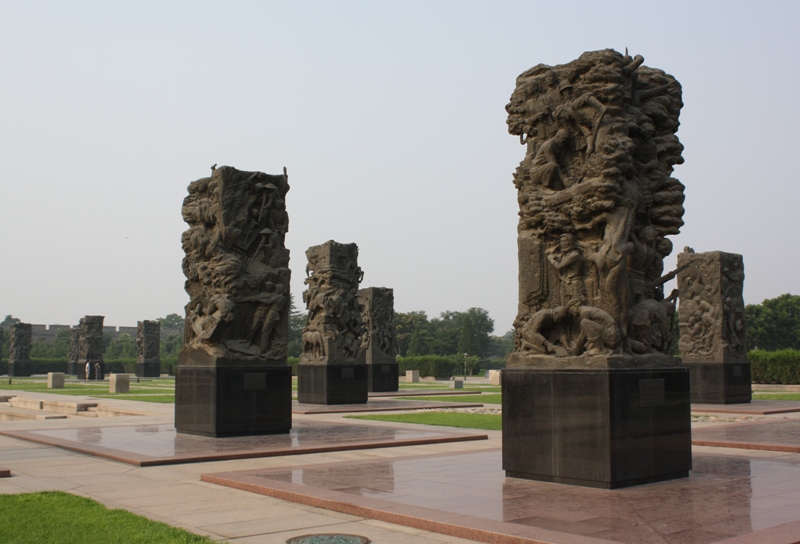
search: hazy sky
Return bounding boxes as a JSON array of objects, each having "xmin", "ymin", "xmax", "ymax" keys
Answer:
[{"xmin": 2, "ymin": 1, "xmax": 798, "ymax": 334}]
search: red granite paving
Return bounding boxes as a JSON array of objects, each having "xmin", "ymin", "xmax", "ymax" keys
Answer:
[
  {"xmin": 692, "ymin": 400, "xmax": 800, "ymax": 415},
  {"xmin": 0, "ymin": 421, "xmax": 486, "ymax": 467},
  {"xmin": 692, "ymin": 419, "xmax": 800, "ymax": 452},
  {"xmin": 204, "ymin": 449, "xmax": 800, "ymax": 544},
  {"xmin": 0, "ymin": 468, "xmax": 10, "ymax": 478}
]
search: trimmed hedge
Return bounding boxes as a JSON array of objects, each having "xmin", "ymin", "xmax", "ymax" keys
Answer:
[{"xmin": 748, "ymin": 349, "xmax": 800, "ymax": 384}]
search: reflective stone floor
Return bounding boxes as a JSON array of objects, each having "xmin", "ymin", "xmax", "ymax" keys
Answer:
[
  {"xmin": 0, "ymin": 422, "xmax": 487, "ymax": 467},
  {"xmin": 693, "ymin": 419, "xmax": 800, "ymax": 452},
  {"xmin": 692, "ymin": 401, "xmax": 800, "ymax": 415},
  {"xmin": 205, "ymin": 449, "xmax": 800, "ymax": 544},
  {"xmin": 292, "ymin": 398, "xmax": 483, "ymax": 414}
]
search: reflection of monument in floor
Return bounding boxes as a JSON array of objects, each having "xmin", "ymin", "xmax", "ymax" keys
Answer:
[{"xmin": 503, "ymin": 50, "xmax": 691, "ymax": 488}]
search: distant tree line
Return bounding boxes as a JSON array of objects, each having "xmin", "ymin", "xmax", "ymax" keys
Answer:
[{"xmin": 746, "ymin": 294, "xmax": 800, "ymax": 351}]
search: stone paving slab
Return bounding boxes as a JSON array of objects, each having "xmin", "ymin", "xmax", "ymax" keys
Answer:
[
  {"xmin": 203, "ymin": 448, "xmax": 800, "ymax": 544},
  {"xmin": 692, "ymin": 419, "xmax": 800, "ymax": 452},
  {"xmin": 1, "ymin": 420, "xmax": 487, "ymax": 467},
  {"xmin": 292, "ymin": 398, "xmax": 484, "ymax": 414},
  {"xmin": 692, "ymin": 400, "xmax": 800, "ymax": 415}
]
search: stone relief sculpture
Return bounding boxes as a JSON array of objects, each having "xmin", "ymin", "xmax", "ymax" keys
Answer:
[
  {"xmin": 300, "ymin": 241, "xmax": 365, "ymax": 364},
  {"xmin": 68, "ymin": 328, "xmax": 81, "ymax": 364},
  {"xmin": 677, "ymin": 249, "xmax": 746, "ymax": 362},
  {"xmin": 180, "ymin": 166, "xmax": 291, "ymax": 362},
  {"xmin": 8, "ymin": 323, "xmax": 32, "ymax": 362},
  {"xmin": 357, "ymin": 287, "xmax": 396, "ymax": 363},
  {"xmin": 78, "ymin": 316, "xmax": 104, "ymax": 363},
  {"xmin": 137, "ymin": 320, "xmax": 161, "ymax": 363},
  {"xmin": 506, "ymin": 49, "xmax": 685, "ymax": 365}
]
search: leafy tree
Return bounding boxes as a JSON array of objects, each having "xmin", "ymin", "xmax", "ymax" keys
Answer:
[
  {"xmin": 488, "ymin": 330, "xmax": 515, "ymax": 357},
  {"xmin": 288, "ymin": 294, "xmax": 306, "ymax": 358},
  {"xmin": 393, "ymin": 311, "xmax": 430, "ymax": 356},
  {"xmin": 161, "ymin": 333, "xmax": 183, "ymax": 358},
  {"xmin": 1, "ymin": 315, "xmax": 20, "ymax": 327},
  {"xmin": 458, "ymin": 315, "xmax": 476, "ymax": 355},
  {"xmin": 158, "ymin": 314, "xmax": 185, "ymax": 329},
  {"xmin": 105, "ymin": 333, "xmax": 137, "ymax": 359},
  {"xmin": 746, "ymin": 294, "xmax": 800, "ymax": 351}
]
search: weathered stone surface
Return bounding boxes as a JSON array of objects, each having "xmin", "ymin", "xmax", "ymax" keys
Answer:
[
  {"xmin": 78, "ymin": 316, "xmax": 104, "ymax": 363},
  {"xmin": 180, "ymin": 166, "xmax": 291, "ymax": 362},
  {"xmin": 176, "ymin": 165, "xmax": 292, "ymax": 436},
  {"xmin": 8, "ymin": 323, "xmax": 32, "ymax": 363},
  {"xmin": 109, "ymin": 373, "xmax": 130, "ymax": 393},
  {"xmin": 299, "ymin": 240, "xmax": 367, "ymax": 404},
  {"xmin": 300, "ymin": 241, "xmax": 365, "ymax": 365},
  {"xmin": 47, "ymin": 372, "xmax": 65, "ymax": 389},
  {"xmin": 357, "ymin": 287, "xmax": 396, "ymax": 365},
  {"xmin": 677, "ymin": 249, "xmax": 745, "ymax": 362},
  {"xmin": 503, "ymin": 50, "xmax": 691, "ymax": 489},
  {"xmin": 507, "ymin": 49, "xmax": 685, "ymax": 368},
  {"xmin": 68, "ymin": 328, "xmax": 81, "ymax": 368},
  {"xmin": 137, "ymin": 320, "xmax": 160, "ymax": 363}
]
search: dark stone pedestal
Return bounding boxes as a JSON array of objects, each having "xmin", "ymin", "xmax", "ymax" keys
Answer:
[
  {"xmin": 175, "ymin": 360, "xmax": 292, "ymax": 438},
  {"xmin": 368, "ymin": 362, "xmax": 399, "ymax": 392},
  {"xmin": 683, "ymin": 361, "xmax": 751, "ymax": 404},
  {"xmin": 136, "ymin": 362, "xmax": 161, "ymax": 378},
  {"xmin": 502, "ymin": 367, "xmax": 692, "ymax": 489},
  {"xmin": 8, "ymin": 362, "xmax": 32, "ymax": 377},
  {"xmin": 67, "ymin": 362, "xmax": 78, "ymax": 375},
  {"xmin": 298, "ymin": 364, "xmax": 368, "ymax": 404}
]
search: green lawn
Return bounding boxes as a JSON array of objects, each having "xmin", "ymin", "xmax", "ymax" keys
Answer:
[
  {"xmin": 348, "ymin": 412, "xmax": 502, "ymax": 430},
  {"xmin": 0, "ymin": 491, "xmax": 215, "ymax": 543},
  {"xmin": 399, "ymin": 394, "xmax": 502, "ymax": 404},
  {"xmin": 0, "ymin": 378, "xmax": 176, "ymax": 403},
  {"xmin": 753, "ymin": 393, "xmax": 800, "ymax": 401}
]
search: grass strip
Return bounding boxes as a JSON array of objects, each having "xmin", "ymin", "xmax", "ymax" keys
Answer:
[
  {"xmin": 90, "ymin": 395, "xmax": 175, "ymax": 403},
  {"xmin": 348, "ymin": 412, "xmax": 501, "ymax": 431},
  {"xmin": 398, "ymin": 394, "xmax": 502, "ymax": 404},
  {"xmin": 752, "ymin": 393, "xmax": 800, "ymax": 401},
  {"xmin": 0, "ymin": 491, "xmax": 215, "ymax": 543}
]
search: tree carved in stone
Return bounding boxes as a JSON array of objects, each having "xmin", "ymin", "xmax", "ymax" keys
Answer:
[
  {"xmin": 677, "ymin": 249, "xmax": 746, "ymax": 362},
  {"xmin": 300, "ymin": 241, "xmax": 364, "ymax": 364},
  {"xmin": 9, "ymin": 323, "xmax": 32, "ymax": 362},
  {"xmin": 180, "ymin": 166, "xmax": 291, "ymax": 362},
  {"xmin": 507, "ymin": 50, "xmax": 684, "ymax": 366}
]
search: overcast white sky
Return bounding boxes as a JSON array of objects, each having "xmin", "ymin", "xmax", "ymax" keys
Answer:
[{"xmin": 2, "ymin": 1, "xmax": 798, "ymax": 334}]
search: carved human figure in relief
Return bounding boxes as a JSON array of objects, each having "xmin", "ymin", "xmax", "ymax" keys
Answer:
[
  {"xmin": 520, "ymin": 306, "xmax": 571, "ymax": 356},
  {"xmin": 547, "ymin": 233, "xmax": 586, "ymax": 305}
]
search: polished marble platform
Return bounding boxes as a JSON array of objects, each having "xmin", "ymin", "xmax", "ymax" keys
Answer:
[
  {"xmin": 693, "ymin": 419, "xmax": 800, "ymax": 453},
  {"xmin": 692, "ymin": 400, "xmax": 800, "ymax": 415},
  {"xmin": 204, "ymin": 448, "xmax": 800, "ymax": 544},
  {"xmin": 0, "ymin": 422, "xmax": 487, "ymax": 467},
  {"xmin": 292, "ymin": 398, "xmax": 483, "ymax": 414}
]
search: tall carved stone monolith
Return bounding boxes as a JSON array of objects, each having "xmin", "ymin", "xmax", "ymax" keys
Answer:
[
  {"xmin": 175, "ymin": 165, "xmax": 291, "ymax": 437},
  {"xmin": 136, "ymin": 320, "xmax": 161, "ymax": 378},
  {"xmin": 677, "ymin": 248, "xmax": 750, "ymax": 403},
  {"xmin": 8, "ymin": 323, "xmax": 32, "ymax": 377},
  {"xmin": 67, "ymin": 328, "xmax": 81, "ymax": 375},
  {"xmin": 358, "ymin": 287, "xmax": 398, "ymax": 392},
  {"xmin": 78, "ymin": 316, "xmax": 104, "ymax": 380},
  {"xmin": 298, "ymin": 240, "xmax": 367, "ymax": 404},
  {"xmin": 502, "ymin": 49, "xmax": 691, "ymax": 489}
]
